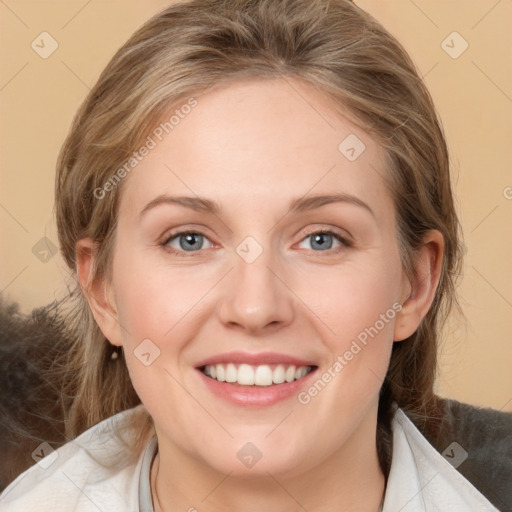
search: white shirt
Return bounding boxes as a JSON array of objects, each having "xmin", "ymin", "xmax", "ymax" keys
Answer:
[{"xmin": 0, "ymin": 404, "xmax": 499, "ymax": 511}]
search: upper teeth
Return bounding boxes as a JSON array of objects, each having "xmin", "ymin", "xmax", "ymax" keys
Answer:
[{"xmin": 203, "ymin": 364, "xmax": 313, "ymax": 386}]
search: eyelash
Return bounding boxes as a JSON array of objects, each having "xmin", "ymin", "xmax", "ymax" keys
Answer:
[{"xmin": 160, "ymin": 228, "xmax": 353, "ymax": 258}]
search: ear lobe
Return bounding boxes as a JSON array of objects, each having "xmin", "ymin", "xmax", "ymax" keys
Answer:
[
  {"xmin": 75, "ymin": 237, "xmax": 123, "ymax": 347},
  {"xmin": 393, "ymin": 230, "xmax": 444, "ymax": 342}
]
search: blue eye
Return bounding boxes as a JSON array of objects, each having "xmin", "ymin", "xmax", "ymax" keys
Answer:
[
  {"xmin": 299, "ymin": 231, "xmax": 348, "ymax": 251},
  {"xmin": 161, "ymin": 229, "xmax": 351, "ymax": 258},
  {"xmin": 164, "ymin": 232, "xmax": 212, "ymax": 255}
]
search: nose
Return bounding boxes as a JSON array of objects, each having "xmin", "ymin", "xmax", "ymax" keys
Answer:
[{"xmin": 216, "ymin": 244, "xmax": 295, "ymax": 335}]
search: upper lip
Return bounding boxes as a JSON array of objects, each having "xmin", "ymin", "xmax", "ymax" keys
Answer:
[{"xmin": 195, "ymin": 351, "xmax": 317, "ymax": 368}]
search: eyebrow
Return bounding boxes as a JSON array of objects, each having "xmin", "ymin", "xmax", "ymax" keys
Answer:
[{"xmin": 139, "ymin": 192, "xmax": 375, "ymax": 220}]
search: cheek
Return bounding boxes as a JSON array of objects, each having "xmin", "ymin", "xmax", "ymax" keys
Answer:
[
  {"xmin": 111, "ymin": 252, "xmax": 203, "ymax": 343},
  {"xmin": 109, "ymin": 252, "xmax": 211, "ymax": 402},
  {"xmin": 309, "ymin": 255, "xmax": 402, "ymax": 341},
  {"xmin": 303, "ymin": 255, "xmax": 402, "ymax": 393}
]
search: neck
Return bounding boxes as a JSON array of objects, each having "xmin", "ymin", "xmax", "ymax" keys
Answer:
[{"xmin": 151, "ymin": 412, "xmax": 385, "ymax": 512}]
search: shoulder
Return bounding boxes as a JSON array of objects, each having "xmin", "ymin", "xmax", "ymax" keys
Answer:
[
  {"xmin": 387, "ymin": 407, "xmax": 500, "ymax": 511},
  {"xmin": 425, "ymin": 398, "xmax": 512, "ymax": 511},
  {"xmin": 397, "ymin": 399, "xmax": 512, "ymax": 511},
  {"xmin": 0, "ymin": 405, "xmax": 151, "ymax": 512}
]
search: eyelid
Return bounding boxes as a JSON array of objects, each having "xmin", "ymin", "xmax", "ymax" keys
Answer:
[
  {"xmin": 299, "ymin": 225, "xmax": 353, "ymax": 245},
  {"xmin": 161, "ymin": 229, "xmax": 216, "ymax": 256},
  {"xmin": 161, "ymin": 225, "xmax": 353, "ymax": 257},
  {"xmin": 160, "ymin": 224, "xmax": 215, "ymax": 246}
]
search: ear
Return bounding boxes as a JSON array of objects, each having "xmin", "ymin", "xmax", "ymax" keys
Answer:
[
  {"xmin": 393, "ymin": 230, "xmax": 444, "ymax": 342},
  {"xmin": 76, "ymin": 237, "xmax": 123, "ymax": 347}
]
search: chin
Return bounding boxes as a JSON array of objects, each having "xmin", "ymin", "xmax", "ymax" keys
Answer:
[{"xmin": 197, "ymin": 435, "xmax": 314, "ymax": 479}]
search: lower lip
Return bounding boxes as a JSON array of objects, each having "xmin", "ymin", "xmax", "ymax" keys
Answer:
[{"xmin": 196, "ymin": 368, "xmax": 318, "ymax": 406}]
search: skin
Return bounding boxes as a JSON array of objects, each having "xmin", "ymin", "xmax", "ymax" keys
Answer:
[{"xmin": 77, "ymin": 77, "xmax": 443, "ymax": 512}]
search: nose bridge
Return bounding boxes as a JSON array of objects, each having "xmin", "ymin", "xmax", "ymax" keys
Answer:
[{"xmin": 217, "ymin": 234, "xmax": 294, "ymax": 333}]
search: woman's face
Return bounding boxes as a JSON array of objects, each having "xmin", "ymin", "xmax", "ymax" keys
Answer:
[{"xmin": 99, "ymin": 78, "xmax": 413, "ymax": 477}]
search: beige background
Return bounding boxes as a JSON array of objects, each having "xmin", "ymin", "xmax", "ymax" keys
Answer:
[{"xmin": 0, "ymin": 0, "xmax": 511, "ymax": 411}]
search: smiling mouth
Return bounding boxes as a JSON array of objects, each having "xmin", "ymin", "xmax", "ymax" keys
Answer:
[{"xmin": 199, "ymin": 363, "xmax": 317, "ymax": 386}]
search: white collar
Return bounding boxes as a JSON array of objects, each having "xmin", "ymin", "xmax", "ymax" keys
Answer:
[
  {"xmin": 137, "ymin": 406, "xmax": 499, "ymax": 511},
  {"xmin": 0, "ymin": 404, "xmax": 500, "ymax": 511},
  {"xmin": 382, "ymin": 408, "xmax": 499, "ymax": 511}
]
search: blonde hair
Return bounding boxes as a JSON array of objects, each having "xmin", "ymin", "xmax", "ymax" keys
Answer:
[{"xmin": 55, "ymin": 0, "xmax": 464, "ymax": 474}]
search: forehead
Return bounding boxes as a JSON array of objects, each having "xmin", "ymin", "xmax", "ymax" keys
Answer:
[{"xmin": 117, "ymin": 77, "xmax": 393, "ymax": 223}]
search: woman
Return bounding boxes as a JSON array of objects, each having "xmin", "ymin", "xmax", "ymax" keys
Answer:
[{"xmin": 1, "ymin": 0, "xmax": 510, "ymax": 510}]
